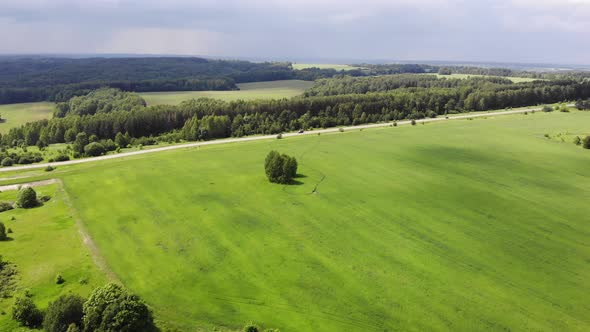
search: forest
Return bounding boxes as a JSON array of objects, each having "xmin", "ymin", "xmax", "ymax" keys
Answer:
[{"xmin": 2, "ymin": 75, "xmax": 589, "ymax": 154}]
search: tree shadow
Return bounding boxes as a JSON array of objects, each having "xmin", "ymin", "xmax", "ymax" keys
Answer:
[{"xmin": 0, "ymin": 237, "xmax": 14, "ymax": 242}]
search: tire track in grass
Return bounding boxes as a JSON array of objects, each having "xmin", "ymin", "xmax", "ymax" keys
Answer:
[{"xmin": 56, "ymin": 178, "xmax": 121, "ymax": 283}]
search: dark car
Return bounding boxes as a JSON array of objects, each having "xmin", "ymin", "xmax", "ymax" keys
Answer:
[{"xmin": 298, "ymin": 129, "xmax": 305, "ymax": 134}]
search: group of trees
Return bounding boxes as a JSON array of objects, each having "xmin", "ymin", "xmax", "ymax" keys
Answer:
[
  {"xmin": 575, "ymin": 98, "xmax": 590, "ymax": 110},
  {"xmin": 265, "ymin": 151, "xmax": 298, "ymax": 184},
  {"xmin": 11, "ymin": 283, "xmax": 155, "ymax": 331}
]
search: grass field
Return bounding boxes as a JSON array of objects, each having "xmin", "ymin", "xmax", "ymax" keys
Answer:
[
  {"xmin": 2, "ymin": 111, "xmax": 587, "ymax": 331},
  {"xmin": 0, "ymin": 102, "xmax": 55, "ymax": 134},
  {"xmin": 434, "ymin": 73, "xmax": 539, "ymax": 83},
  {"xmin": 140, "ymin": 80, "xmax": 314, "ymax": 106},
  {"xmin": 291, "ymin": 63, "xmax": 363, "ymax": 71},
  {"xmin": 0, "ymin": 183, "xmax": 106, "ymax": 331}
]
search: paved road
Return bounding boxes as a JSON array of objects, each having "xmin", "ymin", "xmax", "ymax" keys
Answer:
[{"xmin": 0, "ymin": 105, "xmax": 553, "ymax": 173}]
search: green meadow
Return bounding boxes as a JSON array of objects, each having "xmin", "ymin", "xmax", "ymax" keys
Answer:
[
  {"xmin": 140, "ymin": 80, "xmax": 314, "ymax": 106},
  {"xmin": 0, "ymin": 102, "xmax": 55, "ymax": 134},
  {"xmin": 2, "ymin": 110, "xmax": 589, "ymax": 331},
  {"xmin": 0, "ymin": 183, "xmax": 106, "ymax": 331},
  {"xmin": 292, "ymin": 63, "xmax": 363, "ymax": 71}
]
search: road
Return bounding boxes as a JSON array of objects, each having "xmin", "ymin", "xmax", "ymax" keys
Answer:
[{"xmin": 0, "ymin": 105, "xmax": 552, "ymax": 173}]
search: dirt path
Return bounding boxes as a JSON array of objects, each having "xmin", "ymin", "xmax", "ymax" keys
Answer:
[
  {"xmin": 0, "ymin": 179, "xmax": 57, "ymax": 191},
  {"xmin": 0, "ymin": 105, "xmax": 564, "ymax": 173},
  {"xmin": 55, "ymin": 179, "xmax": 120, "ymax": 283}
]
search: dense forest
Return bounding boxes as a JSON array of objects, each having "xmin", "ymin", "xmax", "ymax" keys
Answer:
[
  {"xmin": 0, "ymin": 57, "xmax": 458, "ymax": 104},
  {"xmin": 2, "ymin": 75, "xmax": 589, "ymax": 156}
]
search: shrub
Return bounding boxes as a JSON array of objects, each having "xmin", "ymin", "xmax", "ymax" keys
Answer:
[
  {"xmin": 0, "ymin": 201, "xmax": 13, "ymax": 212},
  {"xmin": 12, "ymin": 297, "xmax": 43, "ymax": 328},
  {"xmin": 83, "ymin": 283, "xmax": 154, "ymax": 332},
  {"xmin": 276, "ymin": 133, "xmax": 282, "ymax": 139},
  {"xmin": 45, "ymin": 165, "xmax": 55, "ymax": 172},
  {"xmin": 43, "ymin": 294, "xmax": 85, "ymax": 332},
  {"xmin": 244, "ymin": 324, "xmax": 260, "ymax": 332},
  {"xmin": 573, "ymin": 136, "xmax": 582, "ymax": 145},
  {"xmin": 411, "ymin": 119, "xmax": 416, "ymax": 126},
  {"xmin": 1, "ymin": 157, "xmax": 13, "ymax": 167},
  {"xmin": 54, "ymin": 154, "xmax": 70, "ymax": 162},
  {"xmin": 7, "ymin": 228, "xmax": 12, "ymax": 234},
  {"xmin": 264, "ymin": 151, "xmax": 298, "ymax": 184},
  {"xmin": 393, "ymin": 121, "xmax": 397, "ymax": 127},
  {"xmin": 84, "ymin": 142, "xmax": 106, "ymax": 157},
  {"xmin": 542, "ymin": 105, "xmax": 554, "ymax": 112},
  {"xmin": 55, "ymin": 274, "xmax": 65, "ymax": 284},
  {"xmin": 66, "ymin": 323, "xmax": 81, "ymax": 332},
  {"xmin": 0, "ymin": 222, "xmax": 6, "ymax": 241},
  {"xmin": 339, "ymin": 127, "xmax": 344, "ymax": 132},
  {"xmin": 16, "ymin": 187, "xmax": 37, "ymax": 208},
  {"xmin": 583, "ymin": 136, "xmax": 590, "ymax": 149}
]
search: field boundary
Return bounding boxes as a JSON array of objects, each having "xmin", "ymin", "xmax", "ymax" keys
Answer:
[{"xmin": 0, "ymin": 105, "xmax": 569, "ymax": 173}]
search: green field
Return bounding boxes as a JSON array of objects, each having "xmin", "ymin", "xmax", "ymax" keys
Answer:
[
  {"xmin": 140, "ymin": 80, "xmax": 314, "ymax": 106},
  {"xmin": 0, "ymin": 102, "xmax": 55, "ymax": 134},
  {"xmin": 433, "ymin": 73, "xmax": 539, "ymax": 83},
  {"xmin": 2, "ymin": 111, "xmax": 588, "ymax": 331},
  {"xmin": 291, "ymin": 63, "xmax": 362, "ymax": 71},
  {"xmin": 0, "ymin": 183, "xmax": 106, "ymax": 331}
]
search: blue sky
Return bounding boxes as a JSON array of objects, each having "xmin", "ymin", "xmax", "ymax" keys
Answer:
[{"xmin": 1, "ymin": 0, "xmax": 589, "ymax": 64}]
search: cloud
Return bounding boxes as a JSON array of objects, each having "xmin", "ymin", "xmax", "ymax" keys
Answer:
[{"xmin": 0, "ymin": 0, "xmax": 588, "ymax": 64}]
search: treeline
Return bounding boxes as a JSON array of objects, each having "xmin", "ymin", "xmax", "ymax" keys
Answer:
[
  {"xmin": 304, "ymin": 74, "xmax": 515, "ymax": 96},
  {"xmin": 4, "ymin": 78, "xmax": 590, "ymax": 148}
]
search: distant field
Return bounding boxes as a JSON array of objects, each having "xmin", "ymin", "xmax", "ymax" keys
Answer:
[
  {"xmin": 0, "ymin": 183, "xmax": 106, "ymax": 331},
  {"xmin": 0, "ymin": 102, "xmax": 55, "ymax": 133},
  {"xmin": 140, "ymin": 80, "xmax": 314, "ymax": 106},
  {"xmin": 292, "ymin": 63, "xmax": 362, "ymax": 71},
  {"xmin": 5, "ymin": 110, "xmax": 589, "ymax": 331},
  {"xmin": 434, "ymin": 73, "xmax": 539, "ymax": 83}
]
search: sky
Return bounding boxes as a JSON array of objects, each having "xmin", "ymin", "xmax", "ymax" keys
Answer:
[{"xmin": 0, "ymin": 0, "xmax": 589, "ymax": 65}]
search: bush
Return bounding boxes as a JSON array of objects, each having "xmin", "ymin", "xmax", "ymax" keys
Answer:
[
  {"xmin": 542, "ymin": 106, "xmax": 554, "ymax": 112},
  {"xmin": 66, "ymin": 323, "xmax": 81, "ymax": 332},
  {"xmin": 43, "ymin": 294, "xmax": 85, "ymax": 332},
  {"xmin": 0, "ymin": 222, "xmax": 6, "ymax": 241},
  {"xmin": 12, "ymin": 297, "xmax": 43, "ymax": 328},
  {"xmin": 244, "ymin": 324, "xmax": 260, "ymax": 332},
  {"xmin": 264, "ymin": 151, "xmax": 298, "ymax": 184},
  {"xmin": 55, "ymin": 274, "xmax": 65, "ymax": 284},
  {"xmin": 45, "ymin": 165, "xmax": 55, "ymax": 172},
  {"xmin": 583, "ymin": 136, "xmax": 590, "ymax": 149},
  {"xmin": 84, "ymin": 142, "xmax": 106, "ymax": 157},
  {"xmin": 16, "ymin": 187, "xmax": 37, "ymax": 208},
  {"xmin": 393, "ymin": 121, "xmax": 397, "ymax": 127},
  {"xmin": 0, "ymin": 201, "xmax": 13, "ymax": 212},
  {"xmin": 276, "ymin": 133, "xmax": 282, "ymax": 139},
  {"xmin": 411, "ymin": 119, "xmax": 416, "ymax": 125},
  {"xmin": 574, "ymin": 136, "xmax": 582, "ymax": 145},
  {"xmin": 339, "ymin": 127, "xmax": 344, "ymax": 132},
  {"xmin": 83, "ymin": 283, "xmax": 154, "ymax": 332},
  {"xmin": 54, "ymin": 154, "xmax": 70, "ymax": 162},
  {"xmin": 1, "ymin": 157, "xmax": 13, "ymax": 167}
]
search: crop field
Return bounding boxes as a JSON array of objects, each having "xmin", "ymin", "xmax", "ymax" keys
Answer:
[
  {"xmin": 433, "ymin": 73, "xmax": 539, "ymax": 83},
  {"xmin": 0, "ymin": 183, "xmax": 106, "ymax": 331},
  {"xmin": 291, "ymin": 63, "xmax": 363, "ymax": 71},
  {"xmin": 139, "ymin": 80, "xmax": 314, "ymax": 106},
  {"xmin": 0, "ymin": 102, "xmax": 55, "ymax": 134},
  {"xmin": 1, "ymin": 111, "xmax": 589, "ymax": 331}
]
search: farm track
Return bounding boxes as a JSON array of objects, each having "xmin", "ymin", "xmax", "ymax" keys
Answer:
[{"xmin": 0, "ymin": 105, "xmax": 560, "ymax": 173}]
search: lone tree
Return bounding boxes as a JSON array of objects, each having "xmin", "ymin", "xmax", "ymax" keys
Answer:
[
  {"xmin": 16, "ymin": 187, "xmax": 37, "ymax": 208},
  {"xmin": 264, "ymin": 151, "xmax": 298, "ymax": 184},
  {"xmin": 43, "ymin": 294, "xmax": 85, "ymax": 332},
  {"xmin": 0, "ymin": 221, "xmax": 6, "ymax": 241},
  {"xmin": 83, "ymin": 283, "xmax": 154, "ymax": 332}
]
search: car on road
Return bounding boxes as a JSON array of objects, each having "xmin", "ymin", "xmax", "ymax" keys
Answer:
[{"xmin": 298, "ymin": 129, "xmax": 304, "ymax": 134}]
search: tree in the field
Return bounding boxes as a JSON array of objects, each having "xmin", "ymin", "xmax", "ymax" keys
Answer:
[
  {"xmin": 12, "ymin": 297, "xmax": 43, "ymax": 328},
  {"xmin": 83, "ymin": 283, "xmax": 154, "ymax": 332},
  {"xmin": 0, "ymin": 221, "xmax": 7, "ymax": 240},
  {"xmin": 243, "ymin": 323, "xmax": 260, "ymax": 332},
  {"xmin": 264, "ymin": 151, "xmax": 298, "ymax": 184},
  {"xmin": 16, "ymin": 187, "xmax": 37, "ymax": 208},
  {"xmin": 43, "ymin": 294, "xmax": 85, "ymax": 332},
  {"xmin": 73, "ymin": 132, "xmax": 89, "ymax": 155},
  {"xmin": 583, "ymin": 136, "xmax": 590, "ymax": 149},
  {"xmin": 84, "ymin": 142, "xmax": 106, "ymax": 157}
]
